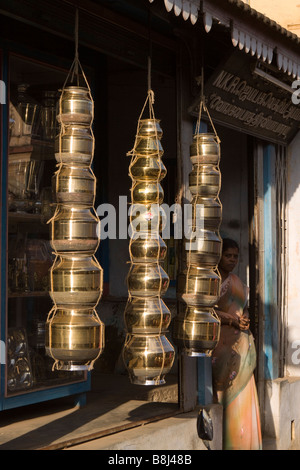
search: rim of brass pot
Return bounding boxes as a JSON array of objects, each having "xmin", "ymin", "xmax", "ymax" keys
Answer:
[
  {"xmin": 122, "ymin": 333, "xmax": 175, "ymax": 386},
  {"xmin": 137, "ymin": 119, "xmax": 163, "ymax": 138},
  {"xmin": 124, "ymin": 297, "xmax": 171, "ymax": 333}
]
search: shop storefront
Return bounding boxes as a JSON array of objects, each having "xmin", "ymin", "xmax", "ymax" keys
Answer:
[{"xmin": 0, "ymin": 0, "xmax": 300, "ymax": 450}]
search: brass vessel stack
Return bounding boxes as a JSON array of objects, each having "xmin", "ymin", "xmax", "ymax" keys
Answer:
[
  {"xmin": 174, "ymin": 104, "xmax": 222, "ymax": 357},
  {"xmin": 122, "ymin": 91, "xmax": 175, "ymax": 385},
  {"xmin": 45, "ymin": 73, "xmax": 104, "ymax": 371}
]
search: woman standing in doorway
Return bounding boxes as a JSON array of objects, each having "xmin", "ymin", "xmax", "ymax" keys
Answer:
[{"xmin": 212, "ymin": 238, "xmax": 262, "ymax": 450}]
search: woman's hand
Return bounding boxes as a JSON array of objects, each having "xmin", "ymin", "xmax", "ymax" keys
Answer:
[{"xmin": 239, "ymin": 314, "xmax": 250, "ymax": 330}]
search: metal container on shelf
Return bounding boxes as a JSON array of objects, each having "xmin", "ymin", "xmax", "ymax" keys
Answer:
[
  {"xmin": 129, "ymin": 203, "xmax": 167, "ymax": 234},
  {"xmin": 190, "ymin": 196, "xmax": 222, "ymax": 231},
  {"xmin": 190, "ymin": 133, "xmax": 220, "ymax": 165},
  {"xmin": 129, "ymin": 233, "xmax": 167, "ymax": 264},
  {"xmin": 184, "ymin": 229, "xmax": 222, "ymax": 269},
  {"xmin": 135, "ymin": 136, "xmax": 163, "ymax": 156},
  {"xmin": 45, "ymin": 308, "xmax": 104, "ymax": 370},
  {"xmin": 122, "ymin": 334, "xmax": 175, "ymax": 385},
  {"xmin": 50, "ymin": 206, "xmax": 100, "ymax": 255},
  {"xmin": 127, "ymin": 263, "xmax": 169, "ymax": 297},
  {"xmin": 50, "ymin": 255, "xmax": 103, "ymax": 307},
  {"xmin": 52, "ymin": 165, "xmax": 96, "ymax": 205},
  {"xmin": 177, "ymin": 267, "xmax": 220, "ymax": 307},
  {"xmin": 124, "ymin": 297, "xmax": 171, "ymax": 334},
  {"xmin": 137, "ymin": 119, "xmax": 163, "ymax": 138},
  {"xmin": 132, "ymin": 181, "xmax": 164, "ymax": 204},
  {"xmin": 55, "ymin": 125, "xmax": 94, "ymax": 165},
  {"xmin": 129, "ymin": 156, "xmax": 167, "ymax": 182},
  {"xmin": 56, "ymin": 86, "xmax": 93, "ymax": 126},
  {"xmin": 189, "ymin": 164, "xmax": 221, "ymax": 197},
  {"xmin": 173, "ymin": 305, "xmax": 220, "ymax": 357}
]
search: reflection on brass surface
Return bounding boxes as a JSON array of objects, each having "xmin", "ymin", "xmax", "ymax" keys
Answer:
[
  {"xmin": 124, "ymin": 297, "xmax": 171, "ymax": 333},
  {"xmin": 184, "ymin": 230, "xmax": 222, "ymax": 268},
  {"xmin": 55, "ymin": 126, "xmax": 94, "ymax": 164},
  {"xmin": 190, "ymin": 196, "xmax": 222, "ymax": 231},
  {"xmin": 50, "ymin": 255, "xmax": 103, "ymax": 307},
  {"xmin": 135, "ymin": 136, "xmax": 163, "ymax": 156},
  {"xmin": 129, "ymin": 204, "xmax": 167, "ymax": 234},
  {"xmin": 173, "ymin": 306, "xmax": 220, "ymax": 357},
  {"xmin": 53, "ymin": 165, "xmax": 96, "ymax": 205},
  {"xmin": 45, "ymin": 308, "xmax": 104, "ymax": 370},
  {"xmin": 137, "ymin": 119, "xmax": 163, "ymax": 138},
  {"xmin": 189, "ymin": 165, "xmax": 220, "ymax": 197},
  {"xmin": 127, "ymin": 263, "xmax": 169, "ymax": 297},
  {"xmin": 190, "ymin": 133, "xmax": 220, "ymax": 164},
  {"xmin": 177, "ymin": 267, "xmax": 220, "ymax": 307},
  {"xmin": 129, "ymin": 156, "xmax": 167, "ymax": 181},
  {"xmin": 122, "ymin": 334, "xmax": 175, "ymax": 385},
  {"xmin": 50, "ymin": 206, "xmax": 100, "ymax": 255},
  {"xmin": 57, "ymin": 86, "xmax": 93, "ymax": 125},
  {"xmin": 129, "ymin": 234, "xmax": 167, "ymax": 263},
  {"xmin": 132, "ymin": 181, "xmax": 164, "ymax": 204}
]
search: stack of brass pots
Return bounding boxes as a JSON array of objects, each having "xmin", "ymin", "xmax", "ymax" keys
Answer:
[
  {"xmin": 174, "ymin": 133, "xmax": 222, "ymax": 357},
  {"xmin": 46, "ymin": 85, "xmax": 104, "ymax": 371},
  {"xmin": 123, "ymin": 115, "xmax": 175, "ymax": 385}
]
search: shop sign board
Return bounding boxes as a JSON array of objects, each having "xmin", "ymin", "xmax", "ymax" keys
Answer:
[{"xmin": 189, "ymin": 50, "xmax": 300, "ymax": 144}]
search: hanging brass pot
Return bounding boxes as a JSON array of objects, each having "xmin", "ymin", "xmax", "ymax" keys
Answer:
[
  {"xmin": 189, "ymin": 164, "xmax": 221, "ymax": 197},
  {"xmin": 127, "ymin": 263, "xmax": 169, "ymax": 297},
  {"xmin": 135, "ymin": 136, "xmax": 163, "ymax": 156},
  {"xmin": 45, "ymin": 307, "xmax": 104, "ymax": 370},
  {"xmin": 50, "ymin": 255, "xmax": 103, "ymax": 307},
  {"xmin": 137, "ymin": 119, "xmax": 163, "ymax": 138},
  {"xmin": 50, "ymin": 206, "xmax": 100, "ymax": 255},
  {"xmin": 55, "ymin": 125, "xmax": 94, "ymax": 165},
  {"xmin": 124, "ymin": 297, "xmax": 171, "ymax": 334},
  {"xmin": 129, "ymin": 233, "xmax": 167, "ymax": 264},
  {"xmin": 56, "ymin": 86, "xmax": 93, "ymax": 125},
  {"xmin": 122, "ymin": 334, "xmax": 175, "ymax": 385},
  {"xmin": 184, "ymin": 230, "xmax": 222, "ymax": 269},
  {"xmin": 173, "ymin": 305, "xmax": 220, "ymax": 357},
  {"xmin": 190, "ymin": 196, "xmax": 222, "ymax": 231},
  {"xmin": 190, "ymin": 133, "xmax": 220, "ymax": 165},
  {"xmin": 132, "ymin": 181, "xmax": 164, "ymax": 204},
  {"xmin": 129, "ymin": 156, "xmax": 167, "ymax": 182},
  {"xmin": 129, "ymin": 203, "xmax": 167, "ymax": 234},
  {"xmin": 52, "ymin": 165, "xmax": 96, "ymax": 205},
  {"xmin": 177, "ymin": 267, "xmax": 220, "ymax": 307}
]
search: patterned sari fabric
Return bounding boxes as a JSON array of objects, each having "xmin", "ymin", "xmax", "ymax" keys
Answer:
[{"xmin": 212, "ymin": 273, "xmax": 262, "ymax": 450}]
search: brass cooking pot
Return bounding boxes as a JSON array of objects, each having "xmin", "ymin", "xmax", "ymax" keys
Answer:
[
  {"xmin": 127, "ymin": 263, "xmax": 169, "ymax": 297},
  {"xmin": 129, "ymin": 156, "xmax": 167, "ymax": 182},
  {"xmin": 50, "ymin": 255, "xmax": 103, "ymax": 308},
  {"xmin": 124, "ymin": 297, "xmax": 171, "ymax": 334},
  {"xmin": 132, "ymin": 181, "xmax": 164, "ymax": 204},
  {"xmin": 190, "ymin": 133, "xmax": 220, "ymax": 165},
  {"xmin": 135, "ymin": 136, "xmax": 163, "ymax": 156},
  {"xmin": 173, "ymin": 305, "xmax": 220, "ymax": 357},
  {"xmin": 52, "ymin": 165, "xmax": 96, "ymax": 206},
  {"xmin": 50, "ymin": 206, "xmax": 100, "ymax": 255},
  {"xmin": 129, "ymin": 234, "xmax": 167, "ymax": 263},
  {"xmin": 129, "ymin": 203, "xmax": 167, "ymax": 234},
  {"xmin": 184, "ymin": 230, "xmax": 222, "ymax": 269},
  {"xmin": 137, "ymin": 119, "xmax": 163, "ymax": 138},
  {"xmin": 177, "ymin": 267, "xmax": 220, "ymax": 307},
  {"xmin": 189, "ymin": 196, "xmax": 222, "ymax": 231},
  {"xmin": 45, "ymin": 307, "xmax": 104, "ymax": 370},
  {"xmin": 122, "ymin": 333, "xmax": 175, "ymax": 385},
  {"xmin": 189, "ymin": 164, "xmax": 221, "ymax": 198},
  {"xmin": 55, "ymin": 125, "xmax": 94, "ymax": 165},
  {"xmin": 57, "ymin": 86, "xmax": 93, "ymax": 126}
]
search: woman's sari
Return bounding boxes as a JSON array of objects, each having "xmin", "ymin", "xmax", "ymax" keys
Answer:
[{"xmin": 212, "ymin": 273, "xmax": 262, "ymax": 450}]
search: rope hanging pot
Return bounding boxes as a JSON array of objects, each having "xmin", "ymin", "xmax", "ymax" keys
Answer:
[
  {"xmin": 122, "ymin": 88, "xmax": 175, "ymax": 386},
  {"xmin": 45, "ymin": 9, "xmax": 104, "ymax": 371}
]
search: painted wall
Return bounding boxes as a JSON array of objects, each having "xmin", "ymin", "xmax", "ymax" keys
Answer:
[{"xmin": 249, "ymin": 0, "xmax": 300, "ymax": 35}]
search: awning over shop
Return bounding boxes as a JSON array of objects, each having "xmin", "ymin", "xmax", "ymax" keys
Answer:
[{"xmin": 149, "ymin": 0, "xmax": 300, "ymax": 79}]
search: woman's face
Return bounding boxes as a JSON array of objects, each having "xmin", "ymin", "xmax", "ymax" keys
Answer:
[{"xmin": 219, "ymin": 247, "xmax": 239, "ymax": 273}]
